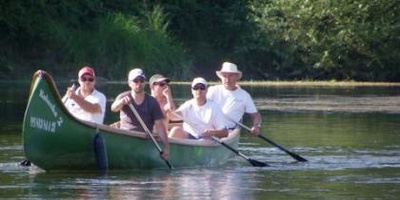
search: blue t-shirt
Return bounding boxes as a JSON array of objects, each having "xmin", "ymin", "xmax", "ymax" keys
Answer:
[{"xmin": 116, "ymin": 91, "xmax": 163, "ymax": 132}]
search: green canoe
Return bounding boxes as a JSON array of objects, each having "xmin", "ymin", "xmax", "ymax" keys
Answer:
[{"xmin": 22, "ymin": 70, "xmax": 240, "ymax": 171}]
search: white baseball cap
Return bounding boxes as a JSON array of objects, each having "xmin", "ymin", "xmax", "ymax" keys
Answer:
[
  {"xmin": 128, "ymin": 68, "xmax": 146, "ymax": 81},
  {"xmin": 191, "ymin": 77, "xmax": 207, "ymax": 88}
]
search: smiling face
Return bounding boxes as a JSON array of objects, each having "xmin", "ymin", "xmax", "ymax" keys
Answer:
[{"xmin": 78, "ymin": 74, "xmax": 96, "ymax": 93}]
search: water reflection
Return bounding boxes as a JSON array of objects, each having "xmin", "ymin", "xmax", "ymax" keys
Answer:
[
  {"xmin": 1, "ymin": 81, "xmax": 400, "ymax": 199},
  {"xmin": 26, "ymin": 169, "xmax": 258, "ymax": 200}
]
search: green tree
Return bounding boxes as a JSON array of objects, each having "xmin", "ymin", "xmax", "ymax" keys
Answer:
[
  {"xmin": 249, "ymin": 0, "xmax": 400, "ymax": 81},
  {"xmin": 0, "ymin": 1, "xmax": 190, "ymax": 80},
  {"xmin": 1, "ymin": 0, "xmax": 400, "ymax": 81}
]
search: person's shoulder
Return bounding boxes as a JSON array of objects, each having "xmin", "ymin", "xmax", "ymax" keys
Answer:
[
  {"xmin": 207, "ymin": 84, "xmax": 223, "ymax": 94},
  {"xmin": 208, "ymin": 100, "xmax": 220, "ymax": 108},
  {"xmin": 236, "ymin": 86, "xmax": 251, "ymax": 94},
  {"xmin": 115, "ymin": 91, "xmax": 130, "ymax": 98},
  {"xmin": 209, "ymin": 84, "xmax": 223, "ymax": 90},
  {"xmin": 179, "ymin": 99, "xmax": 194, "ymax": 108},
  {"xmin": 93, "ymin": 89, "xmax": 106, "ymax": 97},
  {"xmin": 207, "ymin": 100, "xmax": 224, "ymax": 114},
  {"xmin": 145, "ymin": 93, "xmax": 159, "ymax": 103},
  {"xmin": 121, "ymin": 90, "xmax": 131, "ymax": 95},
  {"xmin": 182, "ymin": 98, "xmax": 194, "ymax": 105},
  {"xmin": 145, "ymin": 93, "xmax": 155, "ymax": 99},
  {"xmin": 235, "ymin": 86, "xmax": 255, "ymax": 101}
]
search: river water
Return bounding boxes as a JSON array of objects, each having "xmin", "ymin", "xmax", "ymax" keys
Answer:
[{"xmin": 1, "ymin": 81, "xmax": 400, "ymax": 199}]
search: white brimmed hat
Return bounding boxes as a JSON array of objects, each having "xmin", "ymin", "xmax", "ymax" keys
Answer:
[
  {"xmin": 128, "ymin": 68, "xmax": 146, "ymax": 81},
  {"xmin": 191, "ymin": 77, "xmax": 208, "ymax": 87},
  {"xmin": 216, "ymin": 62, "xmax": 242, "ymax": 80}
]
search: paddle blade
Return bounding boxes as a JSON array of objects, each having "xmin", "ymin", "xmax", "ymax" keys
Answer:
[
  {"xmin": 258, "ymin": 134, "xmax": 308, "ymax": 162},
  {"xmin": 290, "ymin": 153, "xmax": 308, "ymax": 162},
  {"xmin": 248, "ymin": 159, "xmax": 268, "ymax": 167},
  {"xmin": 160, "ymin": 151, "xmax": 174, "ymax": 170},
  {"xmin": 166, "ymin": 160, "xmax": 174, "ymax": 170},
  {"xmin": 20, "ymin": 159, "xmax": 31, "ymax": 166}
]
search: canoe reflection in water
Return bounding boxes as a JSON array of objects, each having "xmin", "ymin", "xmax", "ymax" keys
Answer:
[{"xmin": 29, "ymin": 168, "xmax": 256, "ymax": 199}]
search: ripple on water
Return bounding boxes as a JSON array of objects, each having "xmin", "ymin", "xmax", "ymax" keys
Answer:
[{"xmin": 235, "ymin": 144, "xmax": 400, "ymax": 172}]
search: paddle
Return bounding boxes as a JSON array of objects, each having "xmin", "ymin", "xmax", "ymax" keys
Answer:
[
  {"xmin": 232, "ymin": 120, "xmax": 308, "ymax": 162},
  {"xmin": 62, "ymin": 83, "xmax": 77, "ymax": 104},
  {"xmin": 19, "ymin": 159, "xmax": 31, "ymax": 166},
  {"xmin": 211, "ymin": 136, "xmax": 268, "ymax": 167},
  {"xmin": 63, "ymin": 75, "xmax": 108, "ymax": 104},
  {"xmin": 20, "ymin": 77, "xmax": 107, "ymax": 167},
  {"xmin": 127, "ymin": 104, "xmax": 173, "ymax": 170}
]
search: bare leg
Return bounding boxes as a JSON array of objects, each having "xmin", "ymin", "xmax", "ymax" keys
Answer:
[{"xmin": 168, "ymin": 126, "xmax": 189, "ymax": 139}]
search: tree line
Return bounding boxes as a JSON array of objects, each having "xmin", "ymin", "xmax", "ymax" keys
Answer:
[{"xmin": 1, "ymin": 0, "xmax": 399, "ymax": 81}]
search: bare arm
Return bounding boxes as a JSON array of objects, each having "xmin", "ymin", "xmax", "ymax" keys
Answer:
[
  {"xmin": 111, "ymin": 96, "xmax": 130, "ymax": 112},
  {"xmin": 166, "ymin": 110, "xmax": 183, "ymax": 121},
  {"xmin": 163, "ymin": 86, "xmax": 176, "ymax": 110},
  {"xmin": 154, "ymin": 119, "xmax": 169, "ymax": 160},
  {"xmin": 203, "ymin": 128, "xmax": 229, "ymax": 138},
  {"xmin": 69, "ymin": 93, "xmax": 102, "ymax": 113},
  {"xmin": 250, "ymin": 112, "xmax": 262, "ymax": 135},
  {"xmin": 64, "ymin": 87, "xmax": 102, "ymax": 113},
  {"xmin": 162, "ymin": 86, "xmax": 177, "ymax": 119}
]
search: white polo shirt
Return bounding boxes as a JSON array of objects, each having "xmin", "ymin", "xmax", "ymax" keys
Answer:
[
  {"xmin": 207, "ymin": 85, "xmax": 257, "ymax": 128},
  {"xmin": 177, "ymin": 99, "xmax": 227, "ymax": 138},
  {"xmin": 63, "ymin": 88, "xmax": 106, "ymax": 124}
]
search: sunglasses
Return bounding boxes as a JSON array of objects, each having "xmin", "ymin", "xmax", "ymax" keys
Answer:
[
  {"xmin": 80, "ymin": 77, "xmax": 94, "ymax": 82},
  {"xmin": 192, "ymin": 85, "xmax": 206, "ymax": 91},
  {"xmin": 153, "ymin": 82, "xmax": 167, "ymax": 87}
]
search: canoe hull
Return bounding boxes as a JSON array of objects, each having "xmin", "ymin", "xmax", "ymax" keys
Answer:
[{"xmin": 22, "ymin": 70, "xmax": 240, "ymax": 171}]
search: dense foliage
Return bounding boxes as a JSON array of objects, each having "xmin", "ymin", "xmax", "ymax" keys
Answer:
[
  {"xmin": 1, "ymin": 0, "xmax": 399, "ymax": 81},
  {"xmin": 0, "ymin": 1, "xmax": 190, "ymax": 80},
  {"xmin": 248, "ymin": 0, "xmax": 400, "ymax": 81}
]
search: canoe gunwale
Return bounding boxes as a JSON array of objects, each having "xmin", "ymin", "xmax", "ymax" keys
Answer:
[{"xmin": 84, "ymin": 119, "xmax": 240, "ymax": 148}]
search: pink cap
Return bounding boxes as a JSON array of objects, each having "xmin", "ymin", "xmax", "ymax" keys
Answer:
[{"xmin": 78, "ymin": 66, "xmax": 95, "ymax": 78}]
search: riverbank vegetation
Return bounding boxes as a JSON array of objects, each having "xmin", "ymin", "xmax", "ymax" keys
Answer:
[{"xmin": 1, "ymin": 1, "xmax": 399, "ymax": 81}]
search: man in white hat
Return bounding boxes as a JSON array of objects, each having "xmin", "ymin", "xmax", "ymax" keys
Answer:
[
  {"xmin": 207, "ymin": 62, "xmax": 262, "ymax": 135},
  {"xmin": 168, "ymin": 77, "xmax": 228, "ymax": 139},
  {"xmin": 62, "ymin": 66, "xmax": 106, "ymax": 124},
  {"xmin": 111, "ymin": 68, "xmax": 169, "ymax": 160}
]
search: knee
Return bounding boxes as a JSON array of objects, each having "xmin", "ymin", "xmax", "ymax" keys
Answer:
[
  {"xmin": 168, "ymin": 126, "xmax": 179, "ymax": 137},
  {"xmin": 168, "ymin": 126, "xmax": 185, "ymax": 138}
]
